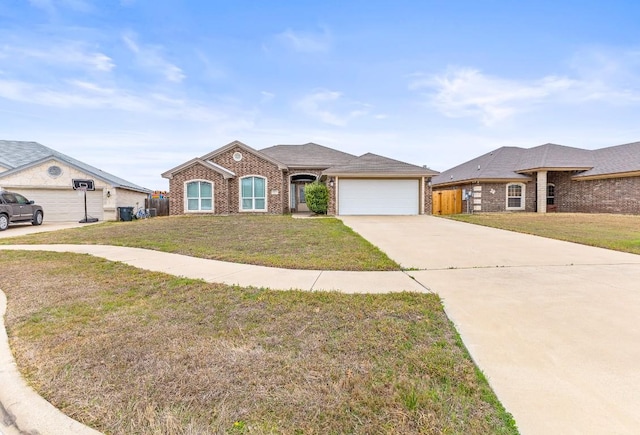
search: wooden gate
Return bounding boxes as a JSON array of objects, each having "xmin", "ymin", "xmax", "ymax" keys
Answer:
[
  {"xmin": 145, "ymin": 197, "xmax": 170, "ymax": 216},
  {"xmin": 432, "ymin": 189, "xmax": 462, "ymax": 215}
]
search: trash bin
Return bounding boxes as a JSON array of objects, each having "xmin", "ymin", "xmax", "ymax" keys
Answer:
[{"xmin": 118, "ymin": 206, "xmax": 134, "ymax": 221}]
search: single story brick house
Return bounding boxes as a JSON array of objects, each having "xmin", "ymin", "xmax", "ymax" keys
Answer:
[
  {"xmin": 0, "ymin": 140, "xmax": 151, "ymax": 221},
  {"xmin": 432, "ymin": 141, "xmax": 640, "ymax": 214},
  {"xmin": 161, "ymin": 140, "xmax": 439, "ymax": 216}
]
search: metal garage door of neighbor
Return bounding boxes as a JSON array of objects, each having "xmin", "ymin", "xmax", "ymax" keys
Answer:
[
  {"xmin": 338, "ymin": 179, "xmax": 419, "ymax": 215},
  {"xmin": 16, "ymin": 189, "xmax": 104, "ymax": 222}
]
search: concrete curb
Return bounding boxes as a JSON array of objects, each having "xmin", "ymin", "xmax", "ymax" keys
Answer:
[{"xmin": 0, "ymin": 290, "xmax": 103, "ymax": 435}]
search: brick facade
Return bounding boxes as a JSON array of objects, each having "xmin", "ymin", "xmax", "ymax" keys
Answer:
[
  {"xmin": 433, "ymin": 182, "xmax": 536, "ymax": 213},
  {"xmin": 548, "ymin": 172, "xmax": 640, "ymax": 214},
  {"xmin": 166, "ymin": 143, "xmax": 435, "ymax": 216},
  {"xmin": 168, "ymin": 146, "xmax": 285, "ymax": 215},
  {"xmin": 434, "ymin": 173, "xmax": 640, "ymax": 214}
]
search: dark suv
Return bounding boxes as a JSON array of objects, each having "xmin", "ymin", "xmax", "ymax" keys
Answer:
[{"xmin": 0, "ymin": 190, "xmax": 44, "ymax": 231}]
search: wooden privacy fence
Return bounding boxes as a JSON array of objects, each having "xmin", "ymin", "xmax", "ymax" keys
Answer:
[
  {"xmin": 432, "ymin": 189, "xmax": 462, "ymax": 215},
  {"xmin": 145, "ymin": 197, "xmax": 170, "ymax": 217}
]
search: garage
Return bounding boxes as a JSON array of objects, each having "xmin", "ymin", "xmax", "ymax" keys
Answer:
[
  {"xmin": 338, "ymin": 179, "xmax": 419, "ymax": 215},
  {"xmin": 15, "ymin": 188, "xmax": 104, "ymax": 222}
]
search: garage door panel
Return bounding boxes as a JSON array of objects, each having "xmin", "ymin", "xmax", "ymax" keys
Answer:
[
  {"xmin": 15, "ymin": 189, "xmax": 103, "ymax": 222},
  {"xmin": 338, "ymin": 179, "xmax": 419, "ymax": 215}
]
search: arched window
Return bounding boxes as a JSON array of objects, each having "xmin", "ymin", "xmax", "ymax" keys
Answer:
[
  {"xmin": 240, "ymin": 176, "xmax": 266, "ymax": 211},
  {"xmin": 547, "ymin": 183, "xmax": 555, "ymax": 205},
  {"xmin": 506, "ymin": 183, "xmax": 525, "ymax": 210},
  {"xmin": 185, "ymin": 180, "xmax": 213, "ymax": 212}
]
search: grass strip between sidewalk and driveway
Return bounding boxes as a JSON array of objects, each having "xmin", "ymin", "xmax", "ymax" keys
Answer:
[
  {"xmin": 0, "ymin": 215, "xmax": 399, "ymax": 271},
  {"xmin": 447, "ymin": 213, "xmax": 640, "ymax": 254},
  {"xmin": 1, "ymin": 251, "xmax": 517, "ymax": 435}
]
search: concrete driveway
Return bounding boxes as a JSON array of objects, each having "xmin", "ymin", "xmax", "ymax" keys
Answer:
[
  {"xmin": 340, "ymin": 215, "xmax": 640, "ymax": 435},
  {"xmin": 0, "ymin": 221, "xmax": 97, "ymax": 238}
]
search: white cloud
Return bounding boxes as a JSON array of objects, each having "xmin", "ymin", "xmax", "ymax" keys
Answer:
[
  {"xmin": 28, "ymin": 0, "xmax": 92, "ymax": 14},
  {"xmin": 295, "ymin": 90, "xmax": 372, "ymax": 126},
  {"xmin": 412, "ymin": 51, "xmax": 640, "ymax": 126},
  {"xmin": 277, "ymin": 28, "xmax": 331, "ymax": 53},
  {"xmin": 260, "ymin": 91, "xmax": 275, "ymax": 103},
  {"xmin": 28, "ymin": 0, "xmax": 55, "ymax": 14},
  {"xmin": 411, "ymin": 68, "xmax": 576, "ymax": 126},
  {"xmin": 0, "ymin": 43, "xmax": 114, "ymax": 72},
  {"xmin": 122, "ymin": 32, "xmax": 185, "ymax": 83},
  {"xmin": 0, "ymin": 77, "xmax": 244, "ymax": 124}
]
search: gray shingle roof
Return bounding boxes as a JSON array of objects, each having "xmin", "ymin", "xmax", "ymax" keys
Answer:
[
  {"xmin": 515, "ymin": 143, "xmax": 593, "ymax": 171},
  {"xmin": 323, "ymin": 153, "xmax": 439, "ymax": 176},
  {"xmin": 433, "ymin": 147, "xmax": 531, "ymax": 185},
  {"xmin": 0, "ymin": 140, "xmax": 151, "ymax": 193},
  {"xmin": 260, "ymin": 143, "xmax": 357, "ymax": 167},
  {"xmin": 575, "ymin": 141, "xmax": 640, "ymax": 178},
  {"xmin": 433, "ymin": 141, "xmax": 640, "ymax": 186}
]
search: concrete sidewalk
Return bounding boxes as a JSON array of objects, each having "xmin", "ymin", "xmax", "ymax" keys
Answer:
[{"xmin": 0, "ymin": 244, "xmax": 427, "ymax": 293}]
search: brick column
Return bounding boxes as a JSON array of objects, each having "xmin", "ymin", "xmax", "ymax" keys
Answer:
[{"xmin": 537, "ymin": 171, "xmax": 547, "ymax": 213}]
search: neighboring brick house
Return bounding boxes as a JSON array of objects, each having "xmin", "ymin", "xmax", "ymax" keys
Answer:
[
  {"xmin": 432, "ymin": 142, "xmax": 640, "ymax": 214},
  {"xmin": 161, "ymin": 141, "xmax": 439, "ymax": 216}
]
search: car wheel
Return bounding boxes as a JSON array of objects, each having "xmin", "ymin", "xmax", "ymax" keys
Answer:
[
  {"xmin": 32, "ymin": 210, "xmax": 43, "ymax": 226},
  {"xmin": 0, "ymin": 214, "xmax": 8, "ymax": 231}
]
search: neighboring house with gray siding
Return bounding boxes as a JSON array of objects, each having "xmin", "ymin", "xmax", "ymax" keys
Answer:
[
  {"xmin": 162, "ymin": 140, "xmax": 439, "ymax": 216},
  {"xmin": 432, "ymin": 142, "xmax": 640, "ymax": 214},
  {"xmin": 0, "ymin": 141, "xmax": 151, "ymax": 222}
]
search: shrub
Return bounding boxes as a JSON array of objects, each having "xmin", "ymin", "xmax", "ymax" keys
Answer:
[{"xmin": 305, "ymin": 182, "xmax": 329, "ymax": 214}]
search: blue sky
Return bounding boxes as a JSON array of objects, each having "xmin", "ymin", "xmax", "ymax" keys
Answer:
[{"xmin": 1, "ymin": 0, "xmax": 639, "ymax": 190}]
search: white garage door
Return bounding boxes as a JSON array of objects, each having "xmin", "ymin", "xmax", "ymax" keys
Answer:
[
  {"xmin": 15, "ymin": 189, "xmax": 104, "ymax": 222},
  {"xmin": 338, "ymin": 179, "xmax": 419, "ymax": 215}
]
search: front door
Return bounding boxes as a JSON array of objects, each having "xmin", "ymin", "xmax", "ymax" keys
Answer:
[{"xmin": 297, "ymin": 184, "xmax": 309, "ymax": 212}]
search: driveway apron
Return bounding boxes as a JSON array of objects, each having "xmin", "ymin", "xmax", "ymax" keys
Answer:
[{"xmin": 339, "ymin": 215, "xmax": 640, "ymax": 435}]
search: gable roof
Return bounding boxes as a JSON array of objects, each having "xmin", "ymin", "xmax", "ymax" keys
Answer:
[
  {"xmin": 433, "ymin": 141, "xmax": 640, "ymax": 186},
  {"xmin": 0, "ymin": 140, "xmax": 151, "ymax": 193},
  {"xmin": 161, "ymin": 158, "xmax": 235, "ymax": 180},
  {"xmin": 323, "ymin": 153, "xmax": 439, "ymax": 177},
  {"xmin": 260, "ymin": 143, "xmax": 357, "ymax": 168},
  {"xmin": 201, "ymin": 140, "xmax": 287, "ymax": 170}
]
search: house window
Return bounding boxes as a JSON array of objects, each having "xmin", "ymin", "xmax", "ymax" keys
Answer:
[
  {"xmin": 186, "ymin": 181, "xmax": 213, "ymax": 212},
  {"xmin": 506, "ymin": 183, "xmax": 525, "ymax": 210},
  {"xmin": 299, "ymin": 185, "xmax": 306, "ymax": 203},
  {"xmin": 547, "ymin": 183, "xmax": 555, "ymax": 205},
  {"xmin": 241, "ymin": 176, "xmax": 266, "ymax": 211}
]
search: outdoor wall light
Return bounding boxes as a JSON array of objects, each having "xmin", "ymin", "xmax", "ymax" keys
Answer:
[{"xmin": 106, "ymin": 191, "xmax": 111, "ymax": 198}]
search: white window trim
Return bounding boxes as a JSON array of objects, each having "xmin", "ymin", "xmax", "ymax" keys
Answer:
[
  {"xmin": 239, "ymin": 175, "xmax": 268, "ymax": 212},
  {"xmin": 506, "ymin": 182, "xmax": 526, "ymax": 211},
  {"xmin": 184, "ymin": 180, "xmax": 214, "ymax": 213},
  {"xmin": 547, "ymin": 183, "xmax": 556, "ymax": 205}
]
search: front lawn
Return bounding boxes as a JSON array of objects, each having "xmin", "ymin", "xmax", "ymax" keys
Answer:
[
  {"xmin": 1, "ymin": 251, "xmax": 517, "ymax": 434},
  {"xmin": 447, "ymin": 213, "xmax": 640, "ymax": 254},
  {"xmin": 0, "ymin": 215, "xmax": 399, "ymax": 271}
]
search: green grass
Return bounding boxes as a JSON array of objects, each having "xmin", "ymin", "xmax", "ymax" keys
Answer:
[
  {"xmin": 447, "ymin": 213, "xmax": 640, "ymax": 254},
  {"xmin": 1, "ymin": 251, "xmax": 518, "ymax": 435},
  {"xmin": 0, "ymin": 215, "xmax": 400, "ymax": 271}
]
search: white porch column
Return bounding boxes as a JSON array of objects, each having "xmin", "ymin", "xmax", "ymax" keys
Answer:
[{"xmin": 536, "ymin": 171, "xmax": 547, "ymax": 213}]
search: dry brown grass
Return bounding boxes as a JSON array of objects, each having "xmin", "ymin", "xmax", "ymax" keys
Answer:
[
  {"xmin": 0, "ymin": 215, "xmax": 399, "ymax": 271},
  {"xmin": 1, "ymin": 251, "xmax": 517, "ymax": 434},
  {"xmin": 448, "ymin": 213, "xmax": 640, "ymax": 254}
]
